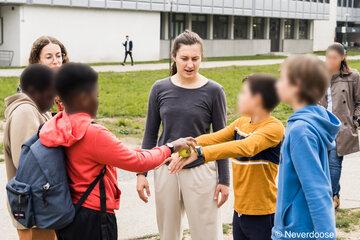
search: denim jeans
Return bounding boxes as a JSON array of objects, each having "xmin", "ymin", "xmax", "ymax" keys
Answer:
[{"xmin": 328, "ymin": 148, "xmax": 344, "ymax": 197}]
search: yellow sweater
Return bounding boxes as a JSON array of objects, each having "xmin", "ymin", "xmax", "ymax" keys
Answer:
[{"xmin": 196, "ymin": 116, "xmax": 285, "ymax": 215}]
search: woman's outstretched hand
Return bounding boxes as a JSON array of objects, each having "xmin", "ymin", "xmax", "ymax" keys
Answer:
[
  {"xmin": 168, "ymin": 150, "xmax": 198, "ymax": 174},
  {"xmin": 170, "ymin": 137, "xmax": 197, "ymax": 153}
]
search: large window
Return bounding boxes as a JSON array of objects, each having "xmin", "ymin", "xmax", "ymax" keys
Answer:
[
  {"xmin": 213, "ymin": 15, "xmax": 229, "ymax": 39},
  {"xmin": 253, "ymin": 17, "xmax": 265, "ymax": 39},
  {"xmin": 172, "ymin": 13, "xmax": 185, "ymax": 38},
  {"xmin": 299, "ymin": 20, "xmax": 310, "ymax": 39},
  {"xmin": 192, "ymin": 14, "xmax": 208, "ymax": 39},
  {"xmin": 355, "ymin": 0, "xmax": 360, "ymax": 8},
  {"xmin": 160, "ymin": 13, "xmax": 166, "ymax": 40},
  {"xmin": 234, "ymin": 16, "xmax": 249, "ymax": 39},
  {"xmin": 284, "ymin": 19, "xmax": 295, "ymax": 39}
]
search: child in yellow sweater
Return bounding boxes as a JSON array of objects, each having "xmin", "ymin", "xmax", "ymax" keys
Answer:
[{"xmin": 169, "ymin": 74, "xmax": 285, "ymax": 240}]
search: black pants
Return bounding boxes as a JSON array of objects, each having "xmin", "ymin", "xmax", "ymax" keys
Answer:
[
  {"xmin": 123, "ymin": 51, "xmax": 134, "ymax": 65},
  {"xmin": 233, "ymin": 211, "xmax": 274, "ymax": 240},
  {"xmin": 56, "ymin": 207, "xmax": 117, "ymax": 240}
]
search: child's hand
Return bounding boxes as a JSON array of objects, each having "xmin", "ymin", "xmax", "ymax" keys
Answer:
[{"xmin": 168, "ymin": 150, "xmax": 198, "ymax": 174}]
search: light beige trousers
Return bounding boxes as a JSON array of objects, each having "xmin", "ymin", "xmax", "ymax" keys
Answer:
[{"xmin": 154, "ymin": 162, "xmax": 223, "ymax": 240}]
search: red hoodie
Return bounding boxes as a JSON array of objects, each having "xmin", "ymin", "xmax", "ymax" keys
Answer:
[{"xmin": 39, "ymin": 112, "xmax": 170, "ymax": 213}]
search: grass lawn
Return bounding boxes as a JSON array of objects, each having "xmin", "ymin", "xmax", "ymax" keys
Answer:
[
  {"xmin": 314, "ymin": 47, "xmax": 360, "ymax": 56},
  {"xmin": 1, "ymin": 63, "xmax": 292, "ymax": 140},
  {"xmin": 1, "ymin": 60, "xmax": 360, "ymax": 139},
  {"xmin": 336, "ymin": 209, "xmax": 360, "ymax": 233},
  {"xmin": 89, "ymin": 54, "xmax": 286, "ymax": 66},
  {"xmin": 0, "ymin": 54, "xmax": 286, "ymax": 70}
]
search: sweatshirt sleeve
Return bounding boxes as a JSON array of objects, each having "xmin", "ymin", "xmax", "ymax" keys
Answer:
[
  {"xmin": 10, "ymin": 105, "xmax": 42, "ymax": 169},
  {"xmin": 290, "ymin": 134, "xmax": 336, "ymax": 235},
  {"xmin": 202, "ymin": 122, "xmax": 283, "ymax": 162},
  {"xmin": 142, "ymin": 83, "xmax": 161, "ymax": 149},
  {"xmin": 196, "ymin": 119, "xmax": 237, "ymax": 147},
  {"xmin": 93, "ymin": 127, "xmax": 171, "ymax": 172}
]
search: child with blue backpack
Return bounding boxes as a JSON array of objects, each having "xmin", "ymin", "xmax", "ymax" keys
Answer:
[{"xmin": 272, "ymin": 55, "xmax": 340, "ymax": 240}]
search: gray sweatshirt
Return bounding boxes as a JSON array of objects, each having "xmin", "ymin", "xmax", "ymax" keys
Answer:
[{"xmin": 142, "ymin": 78, "xmax": 230, "ymax": 186}]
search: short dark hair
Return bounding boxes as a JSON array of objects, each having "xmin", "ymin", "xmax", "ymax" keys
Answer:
[
  {"xmin": 243, "ymin": 73, "xmax": 280, "ymax": 111},
  {"xmin": 282, "ymin": 54, "xmax": 329, "ymax": 104},
  {"xmin": 20, "ymin": 64, "xmax": 54, "ymax": 93},
  {"xmin": 55, "ymin": 63, "xmax": 98, "ymax": 104}
]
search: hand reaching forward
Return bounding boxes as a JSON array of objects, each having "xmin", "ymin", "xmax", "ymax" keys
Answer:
[
  {"xmin": 168, "ymin": 150, "xmax": 199, "ymax": 174},
  {"xmin": 170, "ymin": 137, "xmax": 197, "ymax": 153}
]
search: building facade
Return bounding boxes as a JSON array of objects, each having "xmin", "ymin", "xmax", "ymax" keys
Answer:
[
  {"xmin": 335, "ymin": 0, "xmax": 360, "ymax": 47},
  {"xmin": 0, "ymin": 0, "xmax": 342, "ymax": 66}
]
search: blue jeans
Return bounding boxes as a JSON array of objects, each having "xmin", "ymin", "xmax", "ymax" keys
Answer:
[{"xmin": 328, "ymin": 148, "xmax": 344, "ymax": 197}]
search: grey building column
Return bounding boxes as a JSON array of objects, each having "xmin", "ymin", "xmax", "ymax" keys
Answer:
[
  {"xmin": 294, "ymin": 19, "xmax": 300, "ymax": 40},
  {"xmin": 229, "ymin": 15, "xmax": 234, "ymax": 39},
  {"xmin": 208, "ymin": 14, "xmax": 213, "ymax": 40},
  {"xmin": 248, "ymin": 17, "xmax": 253, "ymax": 40},
  {"xmin": 186, "ymin": 14, "xmax": 192, "ymax": 31},
  {"xmin": 163, "ymin": 12, "xmax": 169, "ymax": 40},
  {"xmin": 280, "ymin": 19, "xmax": 285, "ymax": 51},
  {"xmin": 309, "ymin": 20, "xmax": 314, "ymax": 40},
  {"xmin": 265, "ymin": 18, "xmax": 270, "ymax": 39}
]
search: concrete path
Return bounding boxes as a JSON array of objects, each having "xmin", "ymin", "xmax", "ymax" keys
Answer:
[
  {"xmin": 0, "ymin": 152, "xmax": 359, "ymax": 240},
  {"xmin": 2, "ymin": 55, "xmax": 360, "ymax": 78}
]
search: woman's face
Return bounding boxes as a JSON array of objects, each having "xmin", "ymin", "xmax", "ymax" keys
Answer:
[
  {"xmin": 38, "ymin": 43, "xmax": 63, "ymax": 69},
  {"xmin": 173, "ymin": 44, "xmax": 202, "ymax": 80},
  {"xmin": 277, "ymin": 66, "xmax": 299, "ymax": 105},
  {"xmin": 325, "ymin": 49, "xmax": 343, "ymax": 73}
]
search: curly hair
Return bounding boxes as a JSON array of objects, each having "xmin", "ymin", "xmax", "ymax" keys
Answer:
[{"xmin": 29, "ymin": 36, "xmax": 69, "ymax": 64}]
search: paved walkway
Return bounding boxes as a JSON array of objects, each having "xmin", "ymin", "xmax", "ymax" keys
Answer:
[
  {"xmin": 0, "ymin": 152, "xmax": 359, "ymax": 240},
  {"xmin": 2, "ymin": 55, "xmax": 360, "ymax": 78}
]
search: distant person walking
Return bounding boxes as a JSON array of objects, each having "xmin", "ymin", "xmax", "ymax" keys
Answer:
[{"xmin": 122, "ymin": 35, "xmax": 134, "ymax": 66}]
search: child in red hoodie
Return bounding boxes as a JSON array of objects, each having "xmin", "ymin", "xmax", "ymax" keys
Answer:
[{"xmin": 39, "ymin": 63, "xmax": 195, "ymax": 240}]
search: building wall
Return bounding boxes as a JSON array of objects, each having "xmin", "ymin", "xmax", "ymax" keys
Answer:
[
  {"xmin": 282, "ymin": 39, "xmax": 314, "ymax": 53},
  {"xmin": 0, "ymin": 5, "xmax": 21, "ymax": 66},
  {"xmin": 17, "ymin": 5, "xmax": 160, "ymax": 66},
  {"xmin": 0, "ymin": 0, "xmax": 330, "ymax": 20},
  {"xmin": 313, "ymin": 0, "xmax": 337, "ymax": 51},
  {"xmin": 160, "ymin": 39, "xmax": 271, "ymax": 59}
]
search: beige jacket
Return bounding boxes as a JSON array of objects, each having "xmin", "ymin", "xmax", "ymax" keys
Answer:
[
  {"xmin": 3, "ymin": 93, "xmax": 51, "ymax": 181},
  {"xmin": 320, "ymin": 70, "xmax": 360, "ymax": 156}
]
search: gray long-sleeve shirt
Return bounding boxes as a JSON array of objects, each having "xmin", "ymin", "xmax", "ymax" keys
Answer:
[{"xmin": 142, "ymin": 78, "xmax": 230, "ymax": 186}]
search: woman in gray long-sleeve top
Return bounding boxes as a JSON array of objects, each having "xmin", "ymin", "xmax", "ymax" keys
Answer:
[{"xmin": 136, "ymin": 30, "xmax": 230, "ymax": 240}]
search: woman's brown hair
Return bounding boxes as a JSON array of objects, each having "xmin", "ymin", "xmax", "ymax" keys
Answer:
[
  {"xmin": 171, "ymin": 30, "xmax": 204, "ymax": 75},
  {"xmin": 29, "ymin": 36, "xmax": 69, "ymax": 64},
  {"xmin": 282, "ymin": 54, "xmax": 329, "ymax": 105},
  {"xmin": 326, "ymin": 42, "xmax": 351, "ymax": 75}
]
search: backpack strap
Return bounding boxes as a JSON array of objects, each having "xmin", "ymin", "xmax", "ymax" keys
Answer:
[
  {"xmin": 99, "ymin": 170, "xmax": 109, "ymax": 240},
  {"xmin": 74, "ymin": 165, "xmax": 107, "ymax": 213},
  {"xmin": 37, "ymin": 123, "xmax": 45, "ymax": 138}
]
